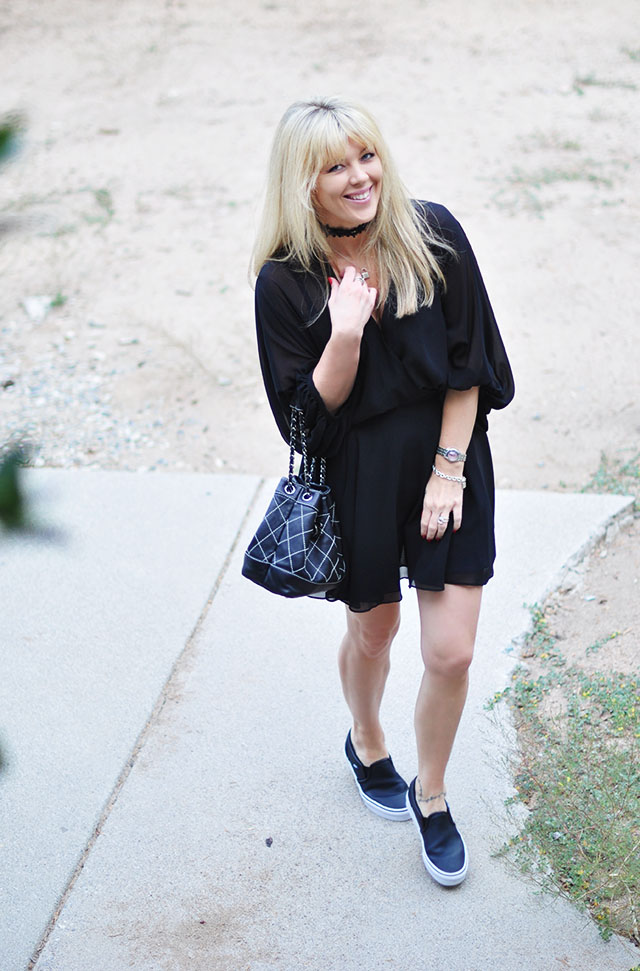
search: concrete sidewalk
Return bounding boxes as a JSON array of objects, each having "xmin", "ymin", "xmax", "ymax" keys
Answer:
[{"xmin": 1, "ymin": 470, "xmax": 638, "ymax": 971}]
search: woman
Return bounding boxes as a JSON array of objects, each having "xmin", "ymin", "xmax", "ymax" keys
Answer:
[{"xmin": 251, "ymin": 97, "xmax": 514, "ymax": 887}]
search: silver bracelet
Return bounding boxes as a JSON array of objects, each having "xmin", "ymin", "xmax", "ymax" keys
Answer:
[{"xmin": 432, "ymin": 464, "xmax": 466, "ymax": 489}]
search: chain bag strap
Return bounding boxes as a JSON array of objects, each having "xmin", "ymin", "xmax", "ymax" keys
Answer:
[
  {"xmin": 242, "ymin": 406, "xmax": 345, "ymax": 598},
  {"xmin": 288, "ymin": 406, "xmax": 327, "ymax": 488}
]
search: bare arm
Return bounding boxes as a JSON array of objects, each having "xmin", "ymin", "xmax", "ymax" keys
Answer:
[
  {"xmin": 421, "ymin": 386, "xmax": 479, "ymax": 541},
  {"xmin": 312, "ymin": 266, "xmax": 376, "ymax": 413}
]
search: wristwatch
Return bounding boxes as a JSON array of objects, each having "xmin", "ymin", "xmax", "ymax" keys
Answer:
[{"xmin": 436, "ymin": 446, "xmax": 467, "ymax": 463}]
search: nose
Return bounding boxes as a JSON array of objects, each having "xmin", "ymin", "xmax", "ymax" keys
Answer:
[{"xmin": 348, "ymin": 161, "xmax": 367, "ymax": 184}]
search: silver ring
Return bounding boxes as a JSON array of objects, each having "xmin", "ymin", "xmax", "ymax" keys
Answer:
[{"xmin": 437, "ymin": 515, "xmax": 448, "ymax": 524}]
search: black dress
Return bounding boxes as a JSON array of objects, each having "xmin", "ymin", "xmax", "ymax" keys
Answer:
[{"xmin": 254, "ymin": 202, "xmax": 515, "ymax": 611}]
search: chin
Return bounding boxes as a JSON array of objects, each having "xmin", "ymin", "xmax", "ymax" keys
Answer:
[{"xmin": 344, "ymin": 203, "xmax": 378, "ymax": 224}]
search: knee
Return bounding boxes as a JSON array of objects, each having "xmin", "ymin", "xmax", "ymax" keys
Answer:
[
  {"xmin": 423, "ymin": 636, "xmax": 474, "ymax": 679},
  {"xmin": 347, "ymin": 609, "xmax": 400, "ymax": 660}
]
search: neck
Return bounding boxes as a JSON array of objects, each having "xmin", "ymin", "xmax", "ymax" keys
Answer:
[{"xmin": 328, "ymin": 234, "xmax": 366, "ymax": 262}]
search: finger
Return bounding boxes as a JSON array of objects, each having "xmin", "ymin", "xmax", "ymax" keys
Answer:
[
  {"xmin": 433, "ymin": 510, "xmax": 451, "ymax": 541},
  {"xmin": 420, "ymin": 508, "xmax": 432, "ymax": 540},
  {"xmin": 452, "ymin": 504, "xmax": 463, "ymax": 532},
  {"xmin": 422, "ymin": 511, "xmax": 440, "ymax": 542}
]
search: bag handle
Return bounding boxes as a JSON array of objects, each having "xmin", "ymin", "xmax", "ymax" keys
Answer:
[{"xmin": 289, "ymin": 406, "xmax": 326, "ymax": 486}]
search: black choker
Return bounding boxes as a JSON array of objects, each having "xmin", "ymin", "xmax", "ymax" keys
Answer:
[{"xmin": 321, "ymin": 220, "xmax": 371, "ymax": 238}]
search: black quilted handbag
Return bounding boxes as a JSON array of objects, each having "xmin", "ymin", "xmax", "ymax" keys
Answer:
[{"xmin": 242, "ymin": 406, "xmax": 345, "ymax": 597}]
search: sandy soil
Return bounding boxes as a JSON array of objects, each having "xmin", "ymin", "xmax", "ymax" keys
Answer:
[{"xmin": 1, "ymin": 4, "xmax": 638, "ymax": 646}]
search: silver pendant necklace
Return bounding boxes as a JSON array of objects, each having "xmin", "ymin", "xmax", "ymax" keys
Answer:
[{"xmin": 329, "ymin": 242, "xmax": 370, "ymax": 284}]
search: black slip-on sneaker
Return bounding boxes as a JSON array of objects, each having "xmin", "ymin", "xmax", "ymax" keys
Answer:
[
  {"xmin": 407, "ymin": 777, "xmax": 468, "ymax": 886},
  {"xmin": 345, "ymin": 730, "xmax": 410, "ymax": 821}
]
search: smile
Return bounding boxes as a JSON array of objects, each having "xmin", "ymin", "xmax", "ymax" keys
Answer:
[{"xmin": 344, "ymin": 187, "xmax": 372, "ymax": 202}]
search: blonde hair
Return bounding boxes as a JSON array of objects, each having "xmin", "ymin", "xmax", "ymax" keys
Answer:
[{"xmin": 251, "ymin": 96, "xmax": 454, "ymax": 318}]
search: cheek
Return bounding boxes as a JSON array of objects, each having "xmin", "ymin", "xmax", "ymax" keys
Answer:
[{"xmin": 313, "ymin": 181, "xmax": 331, "ymax": 207}]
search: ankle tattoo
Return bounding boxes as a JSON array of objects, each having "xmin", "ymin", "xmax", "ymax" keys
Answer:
[{"xmin": 417, "ymin": 779, "xmax": 446, "ymax": 806}]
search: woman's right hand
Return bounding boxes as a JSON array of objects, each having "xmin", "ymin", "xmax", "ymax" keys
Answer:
[
  {"xmin": 328, "ymin": 266, "xmax": 377, "ymax": 341},
  {"xmin": 312, "ymin": 266, "xmax": 375, "ymax": 413}
]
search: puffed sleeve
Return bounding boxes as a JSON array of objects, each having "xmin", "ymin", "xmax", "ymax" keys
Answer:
[
  {"xmin": 430, "ymin": 204, "xmax": 515, "ymax": 413},
  {"xmin": 254, "ymin": 261, "xmax": 349, "ymax": 457}
]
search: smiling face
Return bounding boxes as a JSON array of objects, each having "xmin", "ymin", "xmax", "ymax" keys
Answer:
[{"xmin": 312, "ymin": 137, "xmax": 383, "ymax": 229}]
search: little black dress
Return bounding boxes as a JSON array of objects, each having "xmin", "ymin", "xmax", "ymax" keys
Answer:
[{"xmin": 254, "ymin": 202, "xmax": 515, "ymax": 611}]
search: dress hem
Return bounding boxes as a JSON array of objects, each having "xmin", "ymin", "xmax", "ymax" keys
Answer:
[{"xmin": 309, "ymin": 566, "xmax": 494, "ymax": 613}]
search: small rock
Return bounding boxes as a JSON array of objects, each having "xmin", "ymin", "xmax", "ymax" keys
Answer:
[
  {"xmin": 583, "ymin": 595, "xmax": 596, "ymax": 602},
  {"xmin": 22, "ymin": 295, "xmax": 53, "ymax": 322},
  {"xmin": 118, "ymin": 337, "xmax": 139, "ymax": 346},
  {"xmin": 88, "ymin": 320, "xmax": 106, "ymax": 329},
  {"xmin": 265, "ymin": 837, "xmax": 273, "ymax": 847},
  {"xmin": 605, "ymin": 523, "xmax": 619, "ymax": 543},
  {"xmin": 217, "ymin": 375, "xmax": 232, "ymax": 387}
]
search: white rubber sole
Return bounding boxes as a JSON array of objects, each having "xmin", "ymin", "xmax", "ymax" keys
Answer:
[
  {"xmin": 406, "ymin": 792, "xmax": 469, "ymax": 886},
  {"xmin": 346, "ymin": 756, "xmax": 411, "ymax": 821}
]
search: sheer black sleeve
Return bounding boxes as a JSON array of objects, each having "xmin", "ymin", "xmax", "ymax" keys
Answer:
[
  {"xmin": 254, "ymin": 261, "xmax": 349, "ymax": 457},
  {"xmin": 427, "ymin": 203, "xmax": 515, "ymax": 413}
]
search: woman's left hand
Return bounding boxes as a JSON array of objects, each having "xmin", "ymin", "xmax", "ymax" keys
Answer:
[{"xmin": 420, "ymin": 472, "xmax": 464, "ymax": 541}]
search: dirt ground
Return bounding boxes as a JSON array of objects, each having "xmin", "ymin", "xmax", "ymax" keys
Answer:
[{"xmin": 2, "ymin": 3, "xmax": 639, "ymax": 660}]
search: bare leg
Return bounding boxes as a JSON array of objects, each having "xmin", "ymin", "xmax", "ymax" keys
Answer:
[
  {"xmin": 414, "ymin": 585, "xmax": 482, "ymax": 816},
  {"xmin": 338, "ymin": 601, "xmax": 401, "ymax": 765}
]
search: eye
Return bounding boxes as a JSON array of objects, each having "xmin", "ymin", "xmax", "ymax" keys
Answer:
[
  {"xmin": 361, "ymin": 150, "xmax": 375, "ymax": 161},
  {"xmin": 326, "ymin": 162, "xmax": 344, "ymax": 173}
]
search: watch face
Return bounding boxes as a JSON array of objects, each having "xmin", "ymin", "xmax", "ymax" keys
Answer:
[{"xmin": 445, "ymin": 449, "xmax": 460, "ymax": 462}]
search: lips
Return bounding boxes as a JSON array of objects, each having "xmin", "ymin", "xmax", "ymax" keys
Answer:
[{"xmin": 344, "ymin": 186, "xmax": 372, "ymax": 202}]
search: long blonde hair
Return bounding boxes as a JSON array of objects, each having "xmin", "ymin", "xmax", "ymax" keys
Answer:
[{"xmin": 252, "ymin": 97, "xmax": 454, "ymax": 318}]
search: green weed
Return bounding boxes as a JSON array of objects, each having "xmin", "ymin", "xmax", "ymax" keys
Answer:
[
  {"xmin": 83, "ymin": 187, "xmax": 114, "ymax": 226},
  {"xmin": 586, "ymin": 631, "xmax": 622, "ymax": 656},
  {"xmin": 507, "ymin": 165, "xmax": 613, "ymax": 190},
  {"xmin": 0, "ymin": 113, "xmax": 24, "ymax": 164},
  {"xmin": 489, "ymin": 605, "xmax": 640, "ymax": 944},
  {"xmin": 491, "ymin": 161, "xmax": 615, "ymax": 216},
  {"xmin": 573, "ymin": 73, "xmax": 637, "ymax": 94},
  {"xmin": 582, "ymin": 451, "xmax": 640, "ymax": 511}
]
